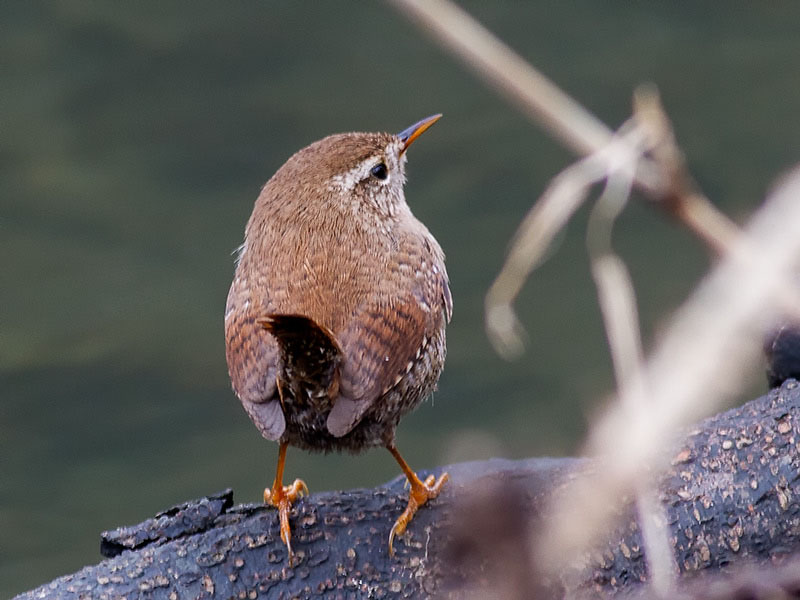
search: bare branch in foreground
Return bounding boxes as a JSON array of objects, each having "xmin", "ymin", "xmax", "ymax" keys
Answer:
[
  {"xmin": 537, "ymin": 167, "xmax": 800, "ymax": 580},
  {"xmin": 388, "ymin": 0, "xmax": 743, "ymax": 255},
  {"xmin": 485, "ymin": 119, "xmax": 648, "ymax": 358},
  {"xmin": 387, "ymin": 0, "xmax": 613, "ymax": 159}
]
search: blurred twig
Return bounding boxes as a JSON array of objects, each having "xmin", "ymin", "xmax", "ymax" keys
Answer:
[
  {"xmin": 388, "ymin": 0, "xmax": 800, "ymax": 596},
  {"xmin": 387, "ymin": 0, "xmax": 613, "ymax": 158},
  {"xmin": 484, "ymin": 120, "xmax": 646, "ymax": 358},
  {"xmin": 387, "ymin": 0, "xmax": 740, "ymax": 253},
  {"xmin": 539, "ymin": 167, "xmax": 800, "ymax": 579},
  {"xmin": 386, "ymin": 0, "xmax": 786, "ymax": 333},
  {"xmin": 386, "ymin": 0, "xmax": 756, "ymax": 353},
  {"xmin": 586, "ymin": 153, "xmax": 678, "ymax": 594}
]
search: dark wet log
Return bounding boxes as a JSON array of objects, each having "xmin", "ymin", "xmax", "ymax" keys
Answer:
[
  {"xmin": 765, "ymin": 323, "xmax": 800, "ymax": 388},
  {"xmin": 14, "ymin": 380, "xmax": 800, "ymax": 599}
]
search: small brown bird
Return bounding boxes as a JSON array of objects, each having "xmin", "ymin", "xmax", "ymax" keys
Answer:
[{"xmin": 224, "ymin": 115, "xmax": 452, "ymax": 563}]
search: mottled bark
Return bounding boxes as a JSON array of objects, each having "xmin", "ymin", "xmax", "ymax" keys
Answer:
[{"xmin": 15, "ymin": 381, "xmax": 800, "ymax": 599}]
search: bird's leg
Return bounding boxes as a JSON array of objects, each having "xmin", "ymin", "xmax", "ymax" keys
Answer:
[
  {"xmin": 263, "ymin": 442, "xmax": 308, "ymax": 565},
  {"xmin": 386, "ymin": 444, "xmax": 449, "ymax": 556}
]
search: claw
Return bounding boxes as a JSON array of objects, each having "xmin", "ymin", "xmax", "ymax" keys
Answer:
[
  {"xmin": 386, "ymin": 443, "xmax": 450, "ymax": 557},
  {"xmin": 388, "ymin": 471, "xmax": 449, "ymax": 556},
  {"xmin": 294, "ymin": 479, "xmax": 310, "ymax": 498},
  {"xmin": 264, "ymin": 478, "xmax": 308, "ymax": 566},
  {"xmin": 264, "ymin": 443, "xmax": 308, "ymax": 566}
]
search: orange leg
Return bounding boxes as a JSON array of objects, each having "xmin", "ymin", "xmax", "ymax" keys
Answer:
[
  {"xmin": 263, "ymin": 442, "xmax": 308, "ymax": 565},
  {"xmin": 386, "ymin": 444, "xmax": 449, "ymax": 556}
]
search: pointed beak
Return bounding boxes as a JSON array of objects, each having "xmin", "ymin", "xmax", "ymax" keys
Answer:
[{"xmin": 397, "ymin": 114, "xmax": 442, "ymax": 155}]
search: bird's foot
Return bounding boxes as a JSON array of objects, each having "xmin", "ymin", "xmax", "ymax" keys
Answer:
[
  {"xmin": 388, "ymin": 471, "xmax": 449, "ymax": 556},
  {"xmin": 264, "ymin": 478, "xmax": 308, "ymax": 565}
]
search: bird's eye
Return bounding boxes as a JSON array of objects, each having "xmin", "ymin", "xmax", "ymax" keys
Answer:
[{"xmin": 370, "ymin": 162, "xmax": 388, "ymax": 180}]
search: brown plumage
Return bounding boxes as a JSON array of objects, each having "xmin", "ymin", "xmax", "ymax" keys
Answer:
[{"xmin": 224, "ymin": 115, "xmax": 451, "ymax": 563}]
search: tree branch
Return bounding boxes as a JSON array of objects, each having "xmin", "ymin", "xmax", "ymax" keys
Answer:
[{"xmin": 14, "ymin": 380, "xmax": 800, "ymax": 599}]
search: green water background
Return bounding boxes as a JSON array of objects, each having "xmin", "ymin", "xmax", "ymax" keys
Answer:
[{"xmin": 3, "ymin": 2, "xmax": 800, "ymax": 596}]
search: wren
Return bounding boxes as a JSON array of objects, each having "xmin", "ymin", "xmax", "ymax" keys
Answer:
[{"xmin": 224, "ymin": 114, "xmax": 452, "ymax": 563}]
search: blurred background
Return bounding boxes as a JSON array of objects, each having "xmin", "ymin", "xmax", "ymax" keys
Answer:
[{"xmin": 3, "ymin": 1, "xmax": 800, "ymax": 595}]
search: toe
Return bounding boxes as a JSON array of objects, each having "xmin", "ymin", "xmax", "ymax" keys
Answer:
[
  {"xmin": 388, "ymin": 511, "xmax": 411, "ymax": 557},
  {"xmin": 429, "ymin": 472, "xmax": 449, "ymax": 496},
  {"xmin": 290, "ymin": 478, "xmax": 309, "ymax": 498}
]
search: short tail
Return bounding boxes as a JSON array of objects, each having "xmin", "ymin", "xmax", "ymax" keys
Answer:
[{"xmin": 257, "ymin": 314, "xmax": 342, "ymax": 395}]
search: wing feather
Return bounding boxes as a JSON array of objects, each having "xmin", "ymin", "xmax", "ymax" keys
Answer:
[
  {"xmin": 225, "ymin": 283, "xmax": 285, "ymax": 440},
  {"xmin": 327, "ymin": 258, "xmax": 451, "ymax": 437}
]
